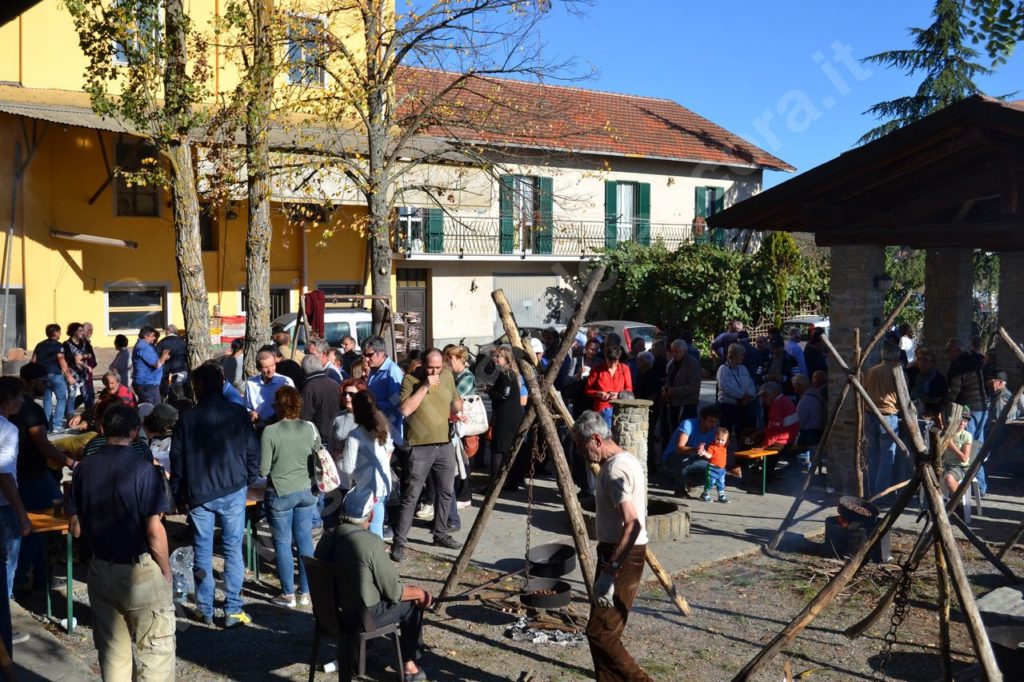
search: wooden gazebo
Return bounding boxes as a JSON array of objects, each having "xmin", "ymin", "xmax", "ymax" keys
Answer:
[{"xmin": 710, "ymin": 95, "xmax": 1024, "ymax": 493}]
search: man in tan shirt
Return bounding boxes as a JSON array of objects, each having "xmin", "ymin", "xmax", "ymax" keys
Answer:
[
  {"xmin": 573, "ymin": 411, "xmax": 653, "ymax": 682},
  {"xmin": 390, "ymin": 348, "xmax": 463, "ymax": 563},
  {"xmin": 862, "ymin": 341, "xmax": 902, "ymax": 500}
]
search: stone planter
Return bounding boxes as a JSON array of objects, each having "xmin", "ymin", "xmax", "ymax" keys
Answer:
[{"xmin": 579, "ymin": 496, "xmax": 689, "ymax": 542}]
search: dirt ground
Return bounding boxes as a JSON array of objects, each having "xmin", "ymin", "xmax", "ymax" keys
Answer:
[{"xmin": 21, "ymin": 519, "xmax": 1022, "ymax": 682}]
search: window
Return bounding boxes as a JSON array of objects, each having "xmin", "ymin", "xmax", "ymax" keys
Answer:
[
  {"xmin": 695, "ymin": 186, "xmax": 726, "ymax": 218},
  {"xmin": 240, "ymin": 287, "xmax": 292, "ymax": 321},
  {"xmin": 107, "ymin": 286, "xmax": 167, "ymax": 332},
  {"xmin": 111, "ymin": 0, "xmax": 161, "ymax": 65},
  {"xmin": 603, "ymin": 180, "xmax": 650, "ymax": 248},
  {"xmin": 286, "ymin": 17, "xmax": 326, "ymax": 86},
  {"xmin": 499, "ymin": 175, "xmax": 553, "ymax": 254},
  {"xmin": 115, "ymin": 141, "xmax": 160, "ymax": 217},
  {"xmin": 199, "ymin": 205, "xmax": 217, "ymax": 252},
  {"xmin": 397, "ymin": 207, "xmax": 425, "ymax": 253}
]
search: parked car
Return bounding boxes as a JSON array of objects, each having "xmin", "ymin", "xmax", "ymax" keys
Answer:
[
  {"xmin": 272, "ymin": 309, "xmax": 373, "ymax": 350},
  {"xmin": 582, "ymin": 320, "xmax": 661, "ymax": 350},
  {"xmin": 782, "ymin": 315, "xmax": 830, "ymax": 342}
]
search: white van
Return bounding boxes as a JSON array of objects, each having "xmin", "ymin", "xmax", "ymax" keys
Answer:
[{"xmin": 272, "ymin": 310, "xmax": 374, "ymax": 350}]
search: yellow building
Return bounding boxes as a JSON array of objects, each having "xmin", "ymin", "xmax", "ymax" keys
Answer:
[{"xmin": 0, "ymin": 0, "xmax": 373, "ymax": 352}]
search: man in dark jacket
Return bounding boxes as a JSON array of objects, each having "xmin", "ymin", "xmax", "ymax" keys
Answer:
[
  {"xmin": 300, "ymin": 355, "xmax": 341, "ymax": 444},
  {"xmin": 170, "ymin": 364, "xmax": 259, "ymax": 628},
  {"xmin": 946, "ymin": 337, "xmax": 989, "ymax": 493},
  {"xmin": 156, "ymin": 325, "xmax": 188, "ymax": 398}
]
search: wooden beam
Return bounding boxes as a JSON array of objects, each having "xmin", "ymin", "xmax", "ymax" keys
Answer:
[{"xmin": 815, "ymin": 223, "xmax": 1024, "ymax": 249}]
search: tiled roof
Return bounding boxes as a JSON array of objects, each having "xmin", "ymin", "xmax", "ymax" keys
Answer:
[{"xmin": 396, "ymin": 67, "xmax": 793, "ymax": 172}]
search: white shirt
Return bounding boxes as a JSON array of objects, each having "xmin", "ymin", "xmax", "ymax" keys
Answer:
[
  {"xmin": 244, "ymin": 374, "xmax": 295, "ymax": 421},
  {"xmin": 0, "ymin": 415, "xmax": 19, "ymax": 507},
  {"xmin": 341, "ymin": 425, "xmax": 394, "ymax": 500}
]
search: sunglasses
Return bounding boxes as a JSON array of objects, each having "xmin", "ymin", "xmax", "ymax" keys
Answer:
[{"xmin": 343, "ymin": 392, "xmax": 358, "ymax": 397}]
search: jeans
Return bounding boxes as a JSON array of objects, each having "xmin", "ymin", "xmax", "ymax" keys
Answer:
[
  {"xmin": 133, "ymin": 384, "xmax": 161, "ymax": 407},
  {"xmin": 969, "ymin": 410, "xmax": 988, "ymax": 495},
  {"xmin": 588, "ymin": 543, "xmax": 653, "ymax": 682},
  {"xmin": 704, "ymin": 466, "xmax": 726, "ymax": 495},
  {"xmin": 393, "ymin": 443, "xmax": 456, "ymax": 548},
  {"xmin": 189, "ymin": 486, "xmax": 247, "ymax": 618},
  {"xmin": 599, "ymin": 407, "xmax": 613, "ymax": 429},
  {"xmin": 15, "ymin": 474, "xmax": 61, "ymax": 590},
  {"xmin": 88, "ymin": 555, "xmax": 175, "ymax": 681},
  {"xmin": 369, "ymin": 495, "xmax": 386, "ymax": 539},
  {"xmin": 867, "ymin": 413, "xmax": 900, "ymax": 498},
  {"xmin": 265, "ymin": 487, "xmax": 317, "ymax": 596},
  {"xmin": 0, "ymin": 506, "xmax": 21, "ymax": 599},
  {"xmin": 43, "ymin": 373, "xmax": 68, "ymax": 430}
]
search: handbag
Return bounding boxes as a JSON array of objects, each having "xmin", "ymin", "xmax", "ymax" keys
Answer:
[
  {"xmin": 309, "ymin": 422, "xmax": 342, "ymax": 494},
  {"xmin": 462, "ymin": 434, "xmax": 480, "ymax": 457},
  {"xmin": 458, "ymin": 394, "xmax": 489, "ymax": 437}
]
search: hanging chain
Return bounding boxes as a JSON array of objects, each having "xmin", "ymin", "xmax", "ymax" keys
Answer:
[
  {"xmin": 876, "ymin": 548, "xmax": 924, "ymax": 677},
  {"xmin": 524, "ymin": 423, "xmax": 541, "ymax": 588}
]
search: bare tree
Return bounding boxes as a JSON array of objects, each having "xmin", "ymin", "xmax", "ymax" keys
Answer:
[{"xmin": 66, "ymin": 0, "xmax": 212, "ymax": 367}]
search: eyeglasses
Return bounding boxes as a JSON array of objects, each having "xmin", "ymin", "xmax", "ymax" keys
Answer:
[{"xmin": 343, "ymin": 392, "xmax": 358, "ymax": 398}]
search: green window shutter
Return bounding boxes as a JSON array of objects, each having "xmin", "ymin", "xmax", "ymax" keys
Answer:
[
  {"xmin": 536, "ymin": 176, "xmax": 553, "ymax": 254},
  {"xmin": 713, "ymin": 186, "xmax": 725, "ymax": 214},
  {"xmin": 711, "ymin": 187, "xmax": 726, "ymax": 246},
  {"xmin": 636, "ymin": 182, "xmax": 651, "ymax": 246},
  {"xmin": 604, "ymin": 180, "xmax": 618, "ymax": 249},
  {"xmin": 425, "ymin": 208, "xmax": 444, "ymax": 253},
  {"xmin": 499, "ymin": 175, "xmax": 515, "ymax": 254},
  {"xmin": 695, "ymin": 186, "xmax": 707, "ymax": 218}
]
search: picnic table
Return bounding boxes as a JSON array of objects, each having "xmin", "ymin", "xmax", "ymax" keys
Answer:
[
  {"xmin": 27, "ymin": 509, "xmax": 75, "ymax": 634},
  {"xmin": 246, "ymin": 486, "xmax": 265, "ymax": 580},
  {"xmin": 733, "ymin": 447, "xmax": 783, "ymax": 495}
]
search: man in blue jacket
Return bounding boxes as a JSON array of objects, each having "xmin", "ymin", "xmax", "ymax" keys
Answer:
[
  {"xmin": 132, "ymin": 326, "xmax": 169, "ymax": 406},
  {"xmin": 170, "ymin": 364, "xmax": 259, "ymax": 628}
]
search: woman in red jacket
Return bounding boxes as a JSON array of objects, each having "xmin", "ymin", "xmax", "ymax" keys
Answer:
[{"xmin": 585, "ymin": 344, "xmax": 633, "ymax": 427}]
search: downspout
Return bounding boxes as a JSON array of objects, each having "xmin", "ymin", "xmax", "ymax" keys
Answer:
[{"xmin": 2, "ymin": 142, "xmax": 22, "ymax": 352}]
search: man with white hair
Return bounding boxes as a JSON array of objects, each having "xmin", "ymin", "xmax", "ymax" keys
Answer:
[
  {"xmin": 572, "ymin": 411, "xmax": 653, "ymax": 682},
  {"xmin": 314, "ymin": 487, "xmax": 433, "ymax": 681},
  {"xmin": 300, "ymin": 354, "xmax": 340, "ymax": 445}
]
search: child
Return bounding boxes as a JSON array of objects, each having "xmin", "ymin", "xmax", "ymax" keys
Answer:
[
  {"xmin": 699, "ymin": 427, "xmax": 730, "ymax": 503},
  {"xmin": 942, "ymin": 406, "xmax": 973, "ymax": 496}
]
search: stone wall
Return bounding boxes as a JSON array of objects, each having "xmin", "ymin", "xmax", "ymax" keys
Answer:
[
  {"xmin": 923, "ymin": 248, "xmax": 975, "ymax": 372},
  {"xmin": 827, "ymin": 244, "xmax": 887, "ymax": 495},
  {"xmin": 611, "ymin": 398, "xmax": 653, "ymax": 478}
]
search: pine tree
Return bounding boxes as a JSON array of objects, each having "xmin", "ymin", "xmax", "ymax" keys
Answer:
[{"xmin": 859, "ymin": 0, "xmax": 995, "ymax": 143}]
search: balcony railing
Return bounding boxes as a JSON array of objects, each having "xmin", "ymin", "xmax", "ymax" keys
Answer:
[{"xmin": 392, "ymin": 216, "xmax": 729, "ymax": 257}]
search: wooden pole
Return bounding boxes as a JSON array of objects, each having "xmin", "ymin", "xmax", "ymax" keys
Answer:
[
  {"xmin": 766, "ymin": 381, "xmax": 851, "ymax": 551},
  {"xmin": 436, "ymin": 267, "xmax": 606, "ymax": 610},
  {"xmin": 997, "ymin": 518, "xmax": 1024, "ymax": 560},
  {"xmin": 935, "ymin": 540, "xmax": 953, "ymax": 682},
  {"xmin": 731, "ymin": 476, "xmax": 921, "ymax": 680},
  {"xmin": 920, "ymin": 465, "xmax": 1003, "ymax": 681},
  {"xmin": 494, "ymin": 289, "xmax": 597, "ymax": 599},
  {"xmin": 854, "ymin": 327, "xmax": 865, "ymax": 497},
  {"xmin": 949, "ymin": 512, "xmax": 1018, "ymax": 580}
]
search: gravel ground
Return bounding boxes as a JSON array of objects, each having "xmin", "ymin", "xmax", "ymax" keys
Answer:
[{"xmin": 19, "ymin": 519, "xmax": 1023, "ymax": 681}]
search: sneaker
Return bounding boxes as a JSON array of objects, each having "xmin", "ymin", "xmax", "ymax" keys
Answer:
[
  {"xmin": 414, "ymin": 504, "xmax": 434, "ymax": 521},
  {"xmin": 700, "ymin": 492, "xmax": 711, "ymax": 502},
  {"xmin": 390, "ymin": 545, "xmax": 406, "ymax": 563},
  {"xmin": 383, "ymin": 526, "xmax": 394, "ymax": 541},
  {"xmin": 404, "ymin": 670, "xmax": 428, "ymax": 682},
  {"xmin": 272, "ymin": 593, "xmax": 296, "ymax": 608},
  {"xmin": 433, "ymin": 535, "xmax": 462, "ymax": 550},
  {"xmin": 297, "ymin": 593, "xmax": 311, "ymax": 607},
  {"xmin": 224, "ymin": 611, "xmax": 252, "ymax": 628},
  {"xmin": 11, "ymin": 631, "xmax": 29, "ymax": 645},
  {"xmin": 717, "ymin": 494, "xmax": 730, "ymax": 504},
  {"xmin": 456, "ymin": 500, "xmax": 471, "ymax": 509},
  {"xmin": 193, "ymin": 609, "xmax": 214, "ymax": 626}
]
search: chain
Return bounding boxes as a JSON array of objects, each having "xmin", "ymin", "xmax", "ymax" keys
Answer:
[
  {"xmin": 876, "ymin": 550, "xmax": 923, "ymax": 677},
  {"xmin": 524, "ymin": 424, "xmax": 541, "ymax": 588}
]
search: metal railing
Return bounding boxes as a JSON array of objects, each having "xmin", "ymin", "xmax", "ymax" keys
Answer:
[{"xmin": 392, "ymin": 216, "xmax": 729, "ymax": 257}]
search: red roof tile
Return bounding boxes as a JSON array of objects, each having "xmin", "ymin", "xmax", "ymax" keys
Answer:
[{"xmin": 396, "ymin": 67, "xmax": 793, "ymax": 172}]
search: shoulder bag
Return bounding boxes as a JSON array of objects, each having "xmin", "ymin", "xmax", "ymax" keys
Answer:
[
  {"xmin": 309, "ymin": 422, "xmax": 342, "ymax": 494},
  {"xmin": 457, "ymin": 394, "xmax": 489, "ymax": 437}
]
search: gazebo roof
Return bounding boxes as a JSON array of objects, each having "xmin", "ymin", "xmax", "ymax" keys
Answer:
[{"xmin": 709, "ymin": 96, "xmax": 1024, "ymax": 250}]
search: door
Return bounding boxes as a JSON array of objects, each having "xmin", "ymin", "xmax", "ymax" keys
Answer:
[
  {"xmin": 492, "ymin": 273, "xmax": 561, "ymax": 335},
  {"xmin": 0, "ymin": 289, "xmax": 25, "ymax": 352}
]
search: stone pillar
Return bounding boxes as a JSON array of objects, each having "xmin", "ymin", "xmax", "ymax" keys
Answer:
[
  {"xmin": 611, "ymin": 399, "xmax": 653, "ymax": 478},
  {"xmin": 827, "ymin": 244, "xmax": 887, "ymax": 496},
  {"xmin": 998, "ymin": 251, "xmax": 1024, "ymax": 389},
  {"xmin": 923, "ymin": 248, "xmax": 975, "ymax": 372}
]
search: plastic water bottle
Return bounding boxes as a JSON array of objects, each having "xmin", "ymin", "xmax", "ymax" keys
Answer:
[{"xmin": 169, "ymin": 547, "xmax": 195, "ymax": 604}]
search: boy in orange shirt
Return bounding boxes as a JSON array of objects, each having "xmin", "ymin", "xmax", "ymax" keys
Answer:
[{"xmin": 698, "ymin": 427, "xmax": 730, "ymax": 503}]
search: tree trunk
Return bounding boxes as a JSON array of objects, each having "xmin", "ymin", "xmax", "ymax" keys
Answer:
[
  {"xmin": 243, "ymin": 0, "xmax": 275, "ymax": 377},
  {"xmin": 367, "ymin": 190, "xmax": 392, "ymax": 348},
  {"xmin": 164, "ymin": 0, "xmax": 210, "ymax": 368}
]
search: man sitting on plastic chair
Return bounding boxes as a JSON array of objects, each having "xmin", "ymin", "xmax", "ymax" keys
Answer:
[{"xmin": 314, "ymin": 487, "xmax": 434, "ymax": 681}]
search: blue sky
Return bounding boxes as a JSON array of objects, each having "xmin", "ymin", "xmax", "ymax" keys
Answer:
[{"xmin": 536, "ymin": 0, "xmax": 1024, "ymax": 187}]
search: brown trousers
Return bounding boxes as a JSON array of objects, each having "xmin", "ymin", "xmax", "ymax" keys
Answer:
[{"xmin": 587, "ymin": 543, "xmax": 653, "ymax": 682}]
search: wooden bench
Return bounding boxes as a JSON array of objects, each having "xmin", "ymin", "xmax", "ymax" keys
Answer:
[{"xmin": 734, "ymin": 445, "xmax": 802, "ymax": 495}]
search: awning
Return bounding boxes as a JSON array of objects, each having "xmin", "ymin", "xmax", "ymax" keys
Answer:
[
  {"xmin": 51, "ymin": 230, "xmax": 138, "ymax": 250},
  {"xmin": 0, "ymin": 98, "xmax": 140, "ymax": 136}
]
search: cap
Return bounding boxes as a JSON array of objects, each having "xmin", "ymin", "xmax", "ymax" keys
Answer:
[
  {"xmin": 529, "ymin": 337, "xmax": 545, "ymax": 356},
  {"xmin": 758, "ymin": 381, "xmax": 782, "ymax": 396},
  {"xmin": 343, "ymin": 487, "xmax": 376, "ymax": 520},
  {"xmin": 145, "ymin": 403, "xmax": 179, "ymax": 432},
  {"xmin": 137, "ymin": 403, "xmax": 156, "ymax": 420},
  {"xmin": 19, "ymin": 362, "xmax": 47, "ymax": 382},
  {"xmin": 994, "ymin": 370, "xmax": 1009, "ymax": 382},
  {"xmin": 959, "ymin": 405, "xmax": 972, "ymax": 419}
]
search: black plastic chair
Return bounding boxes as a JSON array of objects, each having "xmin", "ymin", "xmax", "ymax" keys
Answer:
[{"xmin": 302, "ymin": 556, "xmax": 404, "ymax": 681}]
